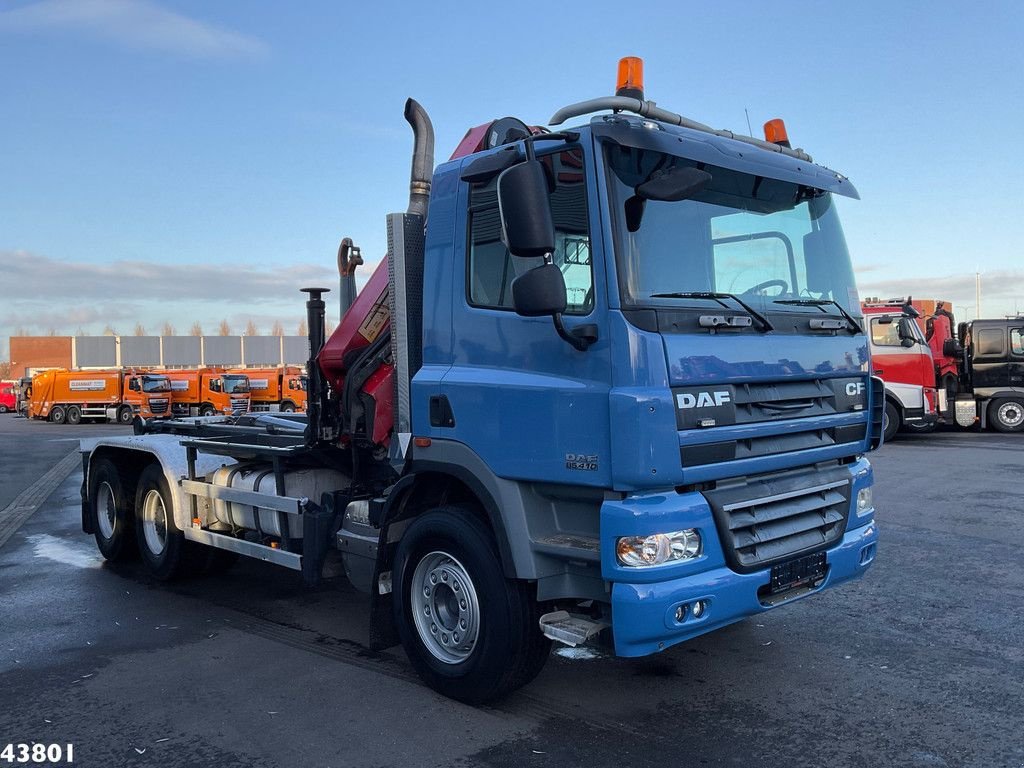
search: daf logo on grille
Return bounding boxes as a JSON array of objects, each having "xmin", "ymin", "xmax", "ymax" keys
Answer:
[{"xmin": 677, "ymin": 390, "xmax": 732, "ymax": 409}]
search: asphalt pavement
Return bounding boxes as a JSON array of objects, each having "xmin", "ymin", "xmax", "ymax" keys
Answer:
[{"xmin": 0, "ymin": 413, "xmax": 1022, "ymax": 768}]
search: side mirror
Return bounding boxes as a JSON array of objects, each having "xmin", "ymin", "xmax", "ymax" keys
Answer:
[
  {"xmin": 497, "ymin": 160, "xmax": 555, "ymax": 258},
  {"xmin": 942, "ymin": 338, "xmax": 962, "ymax": 359},
  {"xmin": 512, "ymin": 263, "xmax": 567, "ymax": 317},
  {"xmin": 898, "ymin": 318, "xmax": 918, "ymax": 344}
]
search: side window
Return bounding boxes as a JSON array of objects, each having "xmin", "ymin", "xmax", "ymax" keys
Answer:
[
  {"xmin": 1011, "ymin": 329, "xmax": 1023, "ymax": 356},
  {"xmin": 467, "ymin": 148, "xmax": 593, "ymax": 314},
  {"xmin": 870, "ymin": 318, "xmax": 901, "ymax": 347},
  {"xmin": 976, "ymin": 328, "xmax": 1005, "ymax": 357}
]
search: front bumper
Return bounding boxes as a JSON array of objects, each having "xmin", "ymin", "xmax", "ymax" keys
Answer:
[
  {"xmin": 610, "ymin": 521, "xmax": 877, "ymax": 657},
  {"xmin": 603, "ymin": 457, "xmax": 877, "ymax": 657}
]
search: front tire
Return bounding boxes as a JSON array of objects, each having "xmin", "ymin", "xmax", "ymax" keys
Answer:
[
  {"xmin": 280, "ymin": 401, "xmax": 296, "ymax": 413},
  {"xmin": 199, "ymin": 404, "xmax": 216, "ymax": 417},
  {"xmin": 883, "ymin": 400, "xmax": 901, "ymax": 443},
  {"xmin": 89, "ymin": 458, "xmax": 138, "ymax": 561},
  {"xmin": 393, "ymin": 507, "xmax": 550, "ymax": 703},
  {"xmin": 989, "ymin": 397, "xmax": 1024, "ymax": 433},
  {"xmin": 0, "ymin": 405, "xmax": 8, "ymax": 414}
]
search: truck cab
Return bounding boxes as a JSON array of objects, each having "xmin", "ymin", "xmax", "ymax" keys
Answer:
[
  {"xmin": 862, "ymin": 301, "xmax": 938, "ymax": 440},
  {"xmin": 123, "ymin": 373, "xmax": 172, "ymax": 419},
  {"xmin": 957, "ymin": 318, "xmax": 1024, "ymax": 431},
  {"xmin": 0, "ymin": 382, "xmax": 14, "ymax": 414}
]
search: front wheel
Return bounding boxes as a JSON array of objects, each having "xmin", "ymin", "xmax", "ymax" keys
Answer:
[
  {"xmin": 280, "ymin": 402, "xmax": 296, "ymax": 413},
  {"xmin": 0, "ymin": 405, "xmax": 8, "ymax": 414},
  {"xmin": 199, "ymin": 404, "xmax": 216, "ymax": 417},
  {"xmin": 989, "ymin": 397, "xmax": 1024, "ymax": 433},
  {"xmin": 393, "ymin": 507, "xmax": 550, "ymax": 703},
  {"xmin": 883, "ymin": 400, "xmax": 901, "ymax": 443}
]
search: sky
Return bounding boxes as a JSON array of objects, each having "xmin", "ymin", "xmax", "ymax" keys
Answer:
[{"xmin": 2, "ymin": 0, "xmax": 1023, "ymax": 360}]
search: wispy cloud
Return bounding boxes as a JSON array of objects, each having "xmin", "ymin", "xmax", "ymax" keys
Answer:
[{"xmin": 0, "ymin": 0, "xmax": 267, "ymax": 59}]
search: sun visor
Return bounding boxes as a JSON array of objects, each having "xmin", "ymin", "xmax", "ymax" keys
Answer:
[{"xmin": 591, "ymin": 117, "xmax": 859, "ymax": 200}]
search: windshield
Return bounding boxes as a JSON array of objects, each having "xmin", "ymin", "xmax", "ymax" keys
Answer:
[
  {"xmin": 605, "ymin": 145, "xmax": 861, "ymax": 318},
  {"xmin": 142, "ymin": 376, "xmax": 171, "ymax": 393},
  {"xmin": 223, "ymin": 376, "xmax": 250, "ymax": 394}
]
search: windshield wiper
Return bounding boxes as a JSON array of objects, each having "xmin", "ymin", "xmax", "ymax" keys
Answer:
[
  {"xmin": 773, "ymin": 298, "xmax": 863, "ymax": 334},
  {"xmin": 650, "ymin": 291, "xmax": 774, "ymax": 332}
]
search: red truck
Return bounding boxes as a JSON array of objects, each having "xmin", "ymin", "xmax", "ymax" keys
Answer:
[
  {"xmin": 862, "ymin": 299, "xmax": 938, "ymax": 441},
  {"xmin": 0, "ymin": 381, "xmax": 15, "ymax": 414}
]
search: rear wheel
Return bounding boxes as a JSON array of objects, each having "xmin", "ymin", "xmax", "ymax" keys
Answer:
[
  {"xmin": 89, "ymin": 458, "xmax": 138, "ymax": 561},
  {"xmin": 49, "ymin": 406, "xmax": 66, "ymax": 424},
  {"xmin": 882, "ymin": 400, "xmax": 900, "ymax": 443},
  {"xmin": 0, "ymin": 405, "xmax": 8, "ymax": 414},
  {"xmin": 117, "ymin": 405, "xmax": 134, "ymax": 425},
  {"xmin": 66, "ymin": 405, "xmax": 82, "ymax": 425},
  {"xmin": 393, "ymin": 507, "xmax": 550, "ymax": 703},
  {"xmin": 989, "ymin": 397, "xmax": 1024, "ymax": 433},
  {"xmin": 135, "ymin": 464, "xmax": 200, "ymax": 580}
]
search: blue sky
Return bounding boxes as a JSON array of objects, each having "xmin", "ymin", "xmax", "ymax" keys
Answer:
[{"xmin": 2, "ymin": 0, "xmax": 1023, "ymax": 359}]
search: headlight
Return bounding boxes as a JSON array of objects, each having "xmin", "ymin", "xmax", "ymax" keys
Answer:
[
  {"xmin": 616, "ymin": 529, "xmax": 702, "ymax": 567},
  {"xmin": 856, "ymin": 487, "xmax": 873, "ymax": 517}
]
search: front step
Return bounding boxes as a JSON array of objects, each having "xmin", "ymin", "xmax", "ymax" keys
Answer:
[{"xmin": 539, "ymin": 610, "xmax": 608, "ymax": 647}]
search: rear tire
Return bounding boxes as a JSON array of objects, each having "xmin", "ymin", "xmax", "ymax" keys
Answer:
[
  {"xmin": 134, "ymin": 464, "xmax": 199, "ymax": 580},
  {"xmin": 66, "ymin": 405, "xmax": 82, "ymax": 425},
  {"xmin": 0, "ymin": 405, "xmax": 8, "ymax": 413},
  {"xmin": 393, "ymin": 506, "xmax": 550, "ymax": 703},
  {"xmin": 49, "ymin": 406, "xmax": 66, "ymax": 424},
  {"xmin": 89, "ymin": 458, "xmax": 138, "ymax": 562},
  {"xmin": 989, "ymin": 397, "xmax": 1024, "ymax": 433},
  {"xmin": 883, "ymin": 400, "xmax": 900, "ymax": 443},
  {"xmin": 117, "ymin": 405, "xmax": 134, "ymax": 425}
]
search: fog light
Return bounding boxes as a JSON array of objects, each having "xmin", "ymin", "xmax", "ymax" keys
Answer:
[
  {"xmin": 674, "ymin": 605, "xmax": 687, "ymax": 622},
  {"xmin": 616, "ymin": 529, "xmax": 702, "ymax": 567},
  {"xmin": 856, "ymin": 487, "xmax": 873, "ymax": 517},
  {"xmin": 691, "ymin": 600, "xmax": 706, "ymax": 618}
]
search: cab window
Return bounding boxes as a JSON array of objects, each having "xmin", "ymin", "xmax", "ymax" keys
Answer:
[
  {"xmin": 870, "ymin": 318, "xmax": 902, "ymax": 347},
  {"xmin": 467, "ymin": 148, "xmax": 593, "ymax": 315},
  {"xmin": 1011, "ymin": 329, "xmax": 1023, "ymax": 356}
]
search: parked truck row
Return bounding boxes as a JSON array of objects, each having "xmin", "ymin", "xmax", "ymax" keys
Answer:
[
  {"xmin": 17, "ymin": 366, "xmax": 308, "ymax": 423},
  {"xmin": 863, "ymin": 297, "xmax": 1024, "ymax": 437},
  {"xmin": 78, "ymin": 59, "xmax": 881, "ymax": 703}
]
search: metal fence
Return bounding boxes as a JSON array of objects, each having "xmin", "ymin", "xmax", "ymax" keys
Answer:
[{"xmin": 73, "ymin": 336, "xmax": 309, "ymax": 368}]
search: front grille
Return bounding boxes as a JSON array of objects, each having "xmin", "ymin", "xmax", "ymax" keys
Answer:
[
  {"xmin": 704, "ymin": 466, "xmax": 851, "ymax": 573},
  {"xmin": 681, "ymin": 423, "xmax": 866, "ymax": 466},
  {"xmin": 149, "ymin": 398, "xmax": 169, "ymax": 414},
  {"xmin": 231, "ymin": 398, "xmax": 249, "ymax": 412}
]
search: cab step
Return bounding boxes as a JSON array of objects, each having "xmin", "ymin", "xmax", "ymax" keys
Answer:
[{"xmin": 539, "ymin": 610, "xmax": 608, "ymax": 647}]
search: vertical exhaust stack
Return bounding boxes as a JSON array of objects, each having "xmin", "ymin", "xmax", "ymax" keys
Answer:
[
  {"xmin": 301, "ymin": 287, "xmax": 330, "ymax": 447},
  {"xmin": 404, "ymin": 98, "xmax": 434, "ymax": 218},
  {"xmin": 388, "ymin": 99, "xmax": 434, "ymax": 468}
]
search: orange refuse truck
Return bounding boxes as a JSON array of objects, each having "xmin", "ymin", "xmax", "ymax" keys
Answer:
[
  {"xmin": 27, "ymin": 369, "xmax": 172, "ymax": 424},
  {"xmin": 228, "ymin": 366, "xmax": 307, "ymax": 412},
  {"xmin": 165, "ymin": 369, "xmax": 251, "ymax": 417}
]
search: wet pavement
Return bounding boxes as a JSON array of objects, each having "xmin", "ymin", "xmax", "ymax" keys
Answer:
[{"xmin": 0, "ymin": 414, "xmax": 1022, "ymax": 768}]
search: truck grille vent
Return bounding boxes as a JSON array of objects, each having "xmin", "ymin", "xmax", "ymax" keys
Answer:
[
  {"xmin": 150, "ymin": 399, "xmax": 169, "ymax": 414},
  {"xmin": 703, "ymin": 468, "xmax": 851, "ymax": 573},
  {"xmin": 231, "ymin": 398, "xmax": 249, "ymax": 413}
]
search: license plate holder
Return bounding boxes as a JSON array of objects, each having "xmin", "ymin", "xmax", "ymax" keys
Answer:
[{"xmin": 769, "ymin": 552, "xmax": 827, "ymax": 594}]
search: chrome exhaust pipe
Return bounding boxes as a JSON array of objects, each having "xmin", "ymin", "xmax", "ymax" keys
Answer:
[{"xmin": 404, "ymin": 98, "xmax": 434, "ymax": 218}]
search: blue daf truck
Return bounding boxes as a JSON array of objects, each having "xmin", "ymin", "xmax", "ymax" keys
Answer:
[{"xmin": 80, "ymin": 58, "xmax": 880, "ymax": 703}]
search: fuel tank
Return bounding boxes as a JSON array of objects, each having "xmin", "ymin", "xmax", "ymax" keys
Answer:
[{"xmin": 206, "ymin": 464, "xmax": 350, "ymax": 538}]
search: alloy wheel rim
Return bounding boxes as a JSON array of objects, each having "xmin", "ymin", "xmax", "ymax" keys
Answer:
[
  {"xmin": 410, "ymin": 551, "xmax": 481, "ymax": 665},
  {"xmin": 142, "ymin": 489, "xmax": 169, "ymax": 555}
]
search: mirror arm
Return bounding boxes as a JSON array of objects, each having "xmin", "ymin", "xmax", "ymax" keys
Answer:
[{"xmin": 553, "ymin": 315, "xmax": 597, "ymax": 351}]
